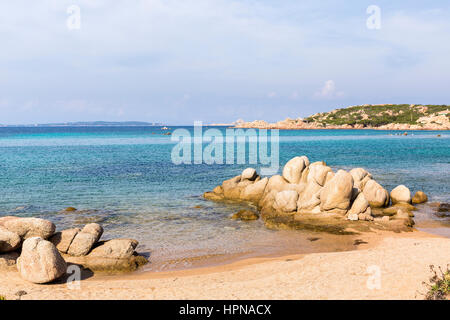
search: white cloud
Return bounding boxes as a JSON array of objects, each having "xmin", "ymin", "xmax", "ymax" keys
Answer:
[{"xmin": 314, "ymin": 80, "xmax": 344, "ymax": 99}]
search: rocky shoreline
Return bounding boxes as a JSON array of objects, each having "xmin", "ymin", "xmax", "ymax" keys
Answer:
[
  {"xmin": 0, "ymin": 214, "xmax": 147, "ymax": 284},
  {"xmin": 204, "ymin": 156, "xmax": 429, "ymax": 234},
  {"xmin": 233, "ymin": 118, "xmax": 450, "ymax": 130},
  {"xmin": 233, "ymin": 104, "xmax": 450, "ymax": 130}
]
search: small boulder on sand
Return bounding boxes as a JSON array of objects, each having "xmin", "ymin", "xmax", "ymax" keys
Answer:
[
  {"xmin": 67, "ymin": 223, "xmax": 103, "ymax": 256},
  {"xmin": 89, "ymin": 239, "xmax": 139, "ymax": 259},
  {"xmin": 17, "ymin": 237, "xmax": 67, "ymax": 284},
  {"xmin": 412, "ymin": 191, "xmax": 428, "ymax": 204}
]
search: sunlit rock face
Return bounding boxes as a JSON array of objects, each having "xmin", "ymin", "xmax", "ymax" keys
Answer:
[{"xmin": 204, "ymin": 155, "xmax": 418, "ymax": 232}]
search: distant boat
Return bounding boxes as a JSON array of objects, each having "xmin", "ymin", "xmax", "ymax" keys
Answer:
[{"xmin": 162, "ymin": 126, "xmax": 169, "ymax": 130}]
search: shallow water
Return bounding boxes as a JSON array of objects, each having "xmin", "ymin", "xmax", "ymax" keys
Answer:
[{"xmin": 0, "ymin": 127, "xmax": 448, "ymax": 270}]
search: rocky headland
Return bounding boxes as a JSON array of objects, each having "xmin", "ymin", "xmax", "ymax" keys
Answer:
[
  {"xmin": 0, "ymin": 214, "xmax": 147, "ymax": 284},
  {"xmin": 204, "ymin": 156, "xmax": 429, "ymax": 234},
  {"xmin": 234, "ymin": 104, "xmax": 450, "ymax": 130}
]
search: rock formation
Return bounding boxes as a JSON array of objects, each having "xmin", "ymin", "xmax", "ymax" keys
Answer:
[
  {"xmin": 204, "ymin": 155, "xmax": 420, "ymax": 232},
  {"xmin": 0, "ymin": 215, "xmax": 148, "ymax": 284}
]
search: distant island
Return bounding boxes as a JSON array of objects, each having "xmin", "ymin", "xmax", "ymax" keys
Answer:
[
  {"xmin": 0, "ymin": 121, "xmax": 164, "ymax": 127},
  {"xmin": 234, "ymin": 104, "xmax": 450, "ymax": 130}
]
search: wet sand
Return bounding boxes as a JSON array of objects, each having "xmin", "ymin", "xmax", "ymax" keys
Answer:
[{"xmin": 0, "ymin": 229, "xmax": 449, "ymax": 300}]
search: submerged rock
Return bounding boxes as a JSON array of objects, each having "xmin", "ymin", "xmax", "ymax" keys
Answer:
[
  {"xmin": 231, "ymin": 210, "xmax": 259, "ymax": 221},
  {"xmin": 17, "ymin": 237, "xmax": 67, "ymax": 284}
]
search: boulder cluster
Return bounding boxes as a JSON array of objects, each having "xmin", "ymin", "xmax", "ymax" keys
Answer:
[
  {"xmin": 204, "ymin": 156, "xmax": 428, "ymax": 231},
  {"xmin": 0, "ymin": 215, "xmax": 147, "ymax": 284}
]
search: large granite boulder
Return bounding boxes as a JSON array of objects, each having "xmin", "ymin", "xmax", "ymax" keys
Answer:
[
  {"xmin": 319, "ymin": 170, "xmax": 354, "ymax": 214},
  {"xmin": 258, "ymin": 175, "xmax": 290, "ymax": 209},
  {"xmin": 63, "ymin": 238, "xmax": 147, "ymax": 273},
  {"xmin": 348, "ymin": 193, "xmax": 370, "ymax": 216},
  {"xmin": 0, "ymin": 226, "xmax": 21, "ymax": 253},
  {"xmin": 363, "ymin": 180, "xmax": 390, "ymax": 208},
  {"xmin": 17, "ymin": 237, "xmax": 67, "ymax": 284},
  {"xmin": 67, "ymin": 223, "xmax": 103, "ymax": 256},
  {"xmin": 222, "ymin": 175, "xmax": 243, "ymax": 199},
  {"xmin": 349, "ymin": 168, "xmax": 372, "ymax": 190},
  {"xmin": 297, "ymin": 181, "xmax": 322, "ymax": 212},
  {"xmin": 282, "ymin": 156, "xmax": 309, "ymax": 184},
  {"xmin": 295, "ymin": 162, "xmax": 331, "ymax": 213},
  {"xmin": 308, "ymin": 162, "xmax": 332, "ymax": 187},
  {"xmin": 49, "ymin": 228, "xmax": 81, "ymax": 253},
  {"xmin": 231, "ymin": 210, "xmax": 259, "ymax": 221},
  {"xmin": 390, "ymin": 185, "xmax": 411, "ymax": 204},
  {"xmin": 0, "ymin": 216, "xmax": 55, "ymax": 240},
  {"xmin": 412, "ymin": 191, "xmax": 428, "ymax": 204},
  {"xmin": 265, "ymin": 175, "xmax": 290, "ymax": 193},
  {"xmin": 273, "ymin": 190, "xmax": 299, "ymax": 213},
  {"xmin": 89, "ymin": 239, "xmax": 138, "ymax": 259},
  {"xmin": 240, "ymin": 177, "xmax": 268, "ymax": 202}
]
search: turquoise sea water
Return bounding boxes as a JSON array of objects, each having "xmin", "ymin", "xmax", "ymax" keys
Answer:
[{"xmin": 0, "ymin": 127, "xmax": 449, "ymax": 270}]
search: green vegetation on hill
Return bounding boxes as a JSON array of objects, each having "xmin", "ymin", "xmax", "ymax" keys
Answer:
[{"xmin": 304, "ymin": 104, "xmax": 449, "ymax": 127}]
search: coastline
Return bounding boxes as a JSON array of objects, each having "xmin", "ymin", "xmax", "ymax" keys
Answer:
[
  {"xmin": 231, "ymin": 104, "xmax": 450, "ymax": 130},
  {"xmin": 1, "ymin": 229, "xmax": 448, "ymax": 300},
  {"xmin": 232, "ymin": 125, "xmax": 450, "ymax": 131}
]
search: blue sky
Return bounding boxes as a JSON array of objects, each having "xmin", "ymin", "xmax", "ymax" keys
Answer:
[{"xmin": 0, "ymin": 0, "xmax": 449, "ymax": 125}]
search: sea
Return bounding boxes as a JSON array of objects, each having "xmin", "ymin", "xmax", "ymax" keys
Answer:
[{"xmin": 0, "ymin": 126, "xmax": 448, "ymax": 271}]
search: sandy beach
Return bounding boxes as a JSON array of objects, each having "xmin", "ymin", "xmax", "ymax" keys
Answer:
[{"xmin": 1, "ymin": 230, "xmax": 448, "ymax": 300}]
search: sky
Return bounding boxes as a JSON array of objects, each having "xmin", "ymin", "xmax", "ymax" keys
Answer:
[{"xmin": 0, "ymin": 0, "xmax": 449, "ymax": 125}]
